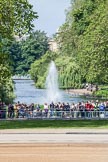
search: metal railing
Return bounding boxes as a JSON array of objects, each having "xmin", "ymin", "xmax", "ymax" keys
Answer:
[{"xmin": 0, "ymin": 109, "xmax": 108, "ymax": 119}]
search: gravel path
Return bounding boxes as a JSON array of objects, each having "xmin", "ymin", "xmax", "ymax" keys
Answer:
[{"xmin": 0, "ymin": 129, "xmax": 108, "ymax": 162}]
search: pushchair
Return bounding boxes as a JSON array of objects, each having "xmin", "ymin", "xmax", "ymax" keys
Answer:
[{"xmin": 18, "ymin": 108, "xmax": 26, "ymax": 118}]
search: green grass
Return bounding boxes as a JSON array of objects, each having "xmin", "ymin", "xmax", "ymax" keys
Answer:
[
  {"xmin": 94, "ymin": 85, "xmax": 108, "ymax": 98},
  {"xmin": 94, "ymin": 89, "xmax": 108, "ymax": 98},
  {"xmin": 0, "ymin": 120, "xmax": 108, "ymax": 129},
  {"xmin": 99, "ymin": 85, "xmax": 108, "ymax": 89}
]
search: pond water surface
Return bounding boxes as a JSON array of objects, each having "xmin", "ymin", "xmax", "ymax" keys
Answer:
[{"xmin": 14, "ymin": 80, "xmax": 85, "ymax": 104}]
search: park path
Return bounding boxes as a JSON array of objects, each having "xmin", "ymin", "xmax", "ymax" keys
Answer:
[
  {"xmin": 0, "ymin": 129, "xmax": 108, "ymax": 162},
  {"xmin": 0, "ymin": 128, "xmax": 108, "ymax": 144},
  {"xmin": 1, "ymin": 128, "xmax": 108, "ymax": 134},
  {"xmin": 66, "ymin": 88, "xmax": 92, "ymax": 95}
]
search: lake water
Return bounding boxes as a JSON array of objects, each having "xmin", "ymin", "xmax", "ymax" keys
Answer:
[{"xmin": 14, "ymin": 80, "xmax": 85, "ymax": 104}]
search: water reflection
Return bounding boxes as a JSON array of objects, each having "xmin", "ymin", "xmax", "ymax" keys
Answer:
[{"xmin": 14, "ymin": 80, "xmax": 84, "ymax": 104}]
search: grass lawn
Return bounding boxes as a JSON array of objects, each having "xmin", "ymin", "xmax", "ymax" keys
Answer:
[{"xmin": 0, "ymin": 120, "xmax": 108, "ymax": 129}]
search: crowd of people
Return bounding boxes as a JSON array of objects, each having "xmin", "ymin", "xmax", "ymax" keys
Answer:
[{"xmin": 0, "ymin": 100, "xmax": 107, "ymax": 119}]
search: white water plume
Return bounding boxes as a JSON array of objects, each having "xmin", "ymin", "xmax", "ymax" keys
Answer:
[{"xmin": 45, "ymin": 61, "xmax": 61, "ymax": 103}]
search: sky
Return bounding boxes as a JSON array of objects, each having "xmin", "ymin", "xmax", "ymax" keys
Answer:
[{"xmin": 28, "ymin": 0, "xmax": 70, "ymax": 36}]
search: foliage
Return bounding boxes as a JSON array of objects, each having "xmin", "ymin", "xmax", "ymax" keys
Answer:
[
  {"xmin": 9, "ymin": 40, "xmax": 22, "ymax": 74},
  {"xmin": 0, "ymin": 53, "xmax": 15, "ymax": 104},
  {"xmin": 94, "ymin": 85, "xmax": 108, "ymax": 98},
  {"xmin": 3, "ymin": 30, "xmax": 49, "ymax": 75},
  {"xmin": 55, "ymin": 56, "xmax": 82, "ymax": 88},
  {"xmin": 1, "ymin": 0, "xmax": 108, "ymax": 95},
  {"xmin": 29, "ymin": 51, "xmax": 57, "ymax": 88},
  {"xmin": 76, "ymin": 0, "xmax": 108, "ymax": 83},
  {"xmin": 20, "ymin": 30, "xmax": 49, "ymax": 74},
  {"xmin": 30, "ymin": 0, "xmax": 108, "ymax": 89},
  {"xmin": 0, "ymin": 0, "xmax": 38, "ymax": 39},
  {"xmin": 0, "ymin": 78, "xmax": 15, "ymax": 104},
  {"xmin": 0, "ymin": 39, "xmax": 14, "ymax": 104},
  {"xmin": 57, "ymin": 0, "xmax": 108, "ymax": 85},
  {"xmin": 0, "ymin": 0, "xmax": 37, "ymax": 103},
  {"xmin": 30, "ymin": 50, "xmax": 82, "ymax": 89}
]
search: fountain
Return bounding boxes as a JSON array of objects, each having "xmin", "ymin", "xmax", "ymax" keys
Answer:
[
  {"xmin": 45, "ymin": 61, "xmax": 61, "ymax": 103},
  {"xmin": 14, "ymin": 61, "xmax": 84, "ymax": 104}
]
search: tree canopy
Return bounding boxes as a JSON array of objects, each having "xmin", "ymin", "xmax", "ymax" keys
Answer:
[
  {"xmin": 57, "ymin": 0, "xmax": 108, "ymax": 85},
  {"xmin": 0, "ymin": 0, "xmax": 38, "ymax": 39},
  {"xmin": 0, "ymin": 0, "xmax": 37, "ymax": 103},
  {"xmin": 5, "ymin": 30, "xmax": 49, "ymax": 75},
  {"xmin": 30, "ymin": 0, "xmax": 108, "ymax": 88}
]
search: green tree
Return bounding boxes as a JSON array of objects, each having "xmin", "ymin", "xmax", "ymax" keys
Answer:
[
  {"xmin": 0, "ymin": 0, "xmax": 38, "ymax": 39},
  {"xmin": 30, "ymin": 0, "xmax": 108, "ymax": 89},
  {"xmin": 9, "ymin": 40, "xmax": 22, "ymax": 74},
  {"xmin": 20, "ymin": 30, "xmax": 49, "ymax": 74},
  {"xmin": 0, "ymin": 0, "xmax": 38, "ymax": 103},
  {"xmin": 29, "ymin": 51, "xmax": 57, "ymax": 88},
  {"xmin": 58, "ymin": 0, "xmax": 108, "ymax": 85},
  {"xmin": 76, "ymin": 0, "xmax": 108, "ymax": 83}
]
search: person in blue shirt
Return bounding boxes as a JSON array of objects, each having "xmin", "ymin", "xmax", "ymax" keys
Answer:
[{"xmin": 99, "ymin": 103, "xmax": 105, "ymax": 111}]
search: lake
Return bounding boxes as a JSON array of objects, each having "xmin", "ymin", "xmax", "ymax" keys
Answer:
[{"xmin": 14, "ymin": 80, "xmax": 85, "ymax": 104}]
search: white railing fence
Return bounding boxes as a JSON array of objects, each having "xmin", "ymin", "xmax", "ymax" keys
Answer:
[{"xmin": 0, "ymin": 110, "xmax": 108, "ymax": 119}]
